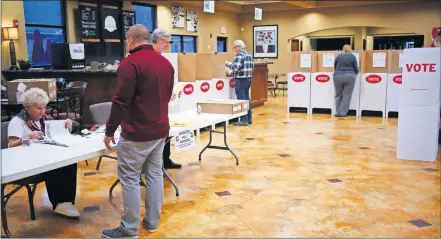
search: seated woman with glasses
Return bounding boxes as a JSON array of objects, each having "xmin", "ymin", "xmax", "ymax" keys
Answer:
[{"xmin": 7, "ymin": 87, "xmax": 80, "ymax": 218}]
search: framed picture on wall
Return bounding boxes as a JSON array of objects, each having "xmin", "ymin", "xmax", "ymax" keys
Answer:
[{"xmin": 253, "ymin": 25, "xmax": 278, "ymax": 58}]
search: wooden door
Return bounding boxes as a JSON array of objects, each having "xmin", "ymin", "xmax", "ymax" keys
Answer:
[
  {"xmin": 251, "ymin": 64, "xmax": 268, "ymax": 107},
  {"xmin": 291, "ymin": 39, "xmax": 300, "ymax": 52}
]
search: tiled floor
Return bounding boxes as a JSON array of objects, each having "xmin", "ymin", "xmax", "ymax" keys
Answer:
[{"xmin": 2, "ymin": 96, "xmax": 440, "ymax": 238}]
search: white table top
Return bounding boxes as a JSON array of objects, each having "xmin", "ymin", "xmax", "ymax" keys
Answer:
[{"xmin": 1, "ymin": 110, "xmax": 246, "ymax": 184}]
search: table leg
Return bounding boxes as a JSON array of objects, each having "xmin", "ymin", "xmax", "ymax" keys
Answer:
[
  {"xmin": 109, "ymin": 179, "xmax": 120, "ymax": 200},
  {"xmin": 1, "ymin": 185, "xmax": 12, "ymax": 238},
  {"xmin": 198, "ymin": 121, "xmax": 239, "ymax": 165},
  {"xmin": 162, "ymin": 166, "xmax": 179, "ymax": 197}
]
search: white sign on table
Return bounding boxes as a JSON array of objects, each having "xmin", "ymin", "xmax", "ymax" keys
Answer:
[
  {"xmin": 322, "ymin": 53, "xmax": 335, "ymax": 68},
  {"xmin": 174, "ymin": 129, "xmax": 196, "ymax": 152},
  {"xmin": 373, "ymin": 52, "xmax": 386, "ymax": 67},
  {"xmin": 300, "ymin": 53, "xmax": 312, "ymax": 68}
]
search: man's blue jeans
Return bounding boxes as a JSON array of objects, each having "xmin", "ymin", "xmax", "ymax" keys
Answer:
[{"xmin": 235, "ymin": 77, "xmax": 252, "ymax": 123}]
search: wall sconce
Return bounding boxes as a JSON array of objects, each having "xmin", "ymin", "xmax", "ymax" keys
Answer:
[{"xmin": 2, "ymin": 27, "xmax": 20, "ymax": 70}]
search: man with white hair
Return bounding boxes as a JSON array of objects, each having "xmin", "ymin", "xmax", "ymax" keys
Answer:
[
  {"xmin": 225, "ymin": 40, "xmax": 254, "ymax": 126},
  {"xmin": 151, "ymin": 28, "xmax": 182, "ymax": 170},
  {"xmin": 102, "ymin": 24, "xmax": 174, "ymax": 238}
]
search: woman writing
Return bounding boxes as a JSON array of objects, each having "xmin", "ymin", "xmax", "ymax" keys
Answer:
[
  {"xmin": 333, "ymin": 44, "xmax": 359, "ymax": 117},
  {"xmin": 7, "ymin": 87, "xmax": 80, "ymax": 218}
]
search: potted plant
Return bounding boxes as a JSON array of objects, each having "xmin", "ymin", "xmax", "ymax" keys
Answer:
[{"xmin": 17, "ymin": 59, "xmax": 31, "ymax": 70}]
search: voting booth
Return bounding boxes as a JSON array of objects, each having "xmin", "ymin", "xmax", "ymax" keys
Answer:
[
  {"xmin": 360, "ymin": 50, "xmax": 389, "ymax": 117},
  {"xmin": 198, "ymin": 80, "xmax": 214, "ymax": 102},
  {"xmin": 311, "ymin": 51, "xmax": 336, "ymax": 115},
  {"xmin": 287, "ymin": 51, "xmax": 316, "ymax": 113},
  {"xmin": 397, "ymin": 48, "xmax": 440, "ymax": 162},
  {"xmin": 386, "ymin": 50, "xmax": 403, "ymax": 117}
]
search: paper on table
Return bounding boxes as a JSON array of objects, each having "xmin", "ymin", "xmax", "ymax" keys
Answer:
[
  {"xmin": 43, "ymin": 120, "xmax": 84, "ymax": 146},
  {"xmin": 353, "ymin": 52, "xmax": 360, "ymax": 67},
  {"xmin": 373, "ymin": 52, "xmax": 386, "ymax": 67},
  {"xmin": 399, "ymin": 52, "xmax": 404, "ymax": 67},
  {"xmin": 300, "ymin": 53, "xmax": 312, "ymax": 68},
  {"xmin": 322, "ymin": 53, "xmax": 335, "ymax": 68}
]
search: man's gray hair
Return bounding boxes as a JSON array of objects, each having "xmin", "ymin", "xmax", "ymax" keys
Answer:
[
  {"xmin": 234, "ymin": 40, "xmax": 246, "ymax": 50},
  {"xmin": 22, "ymin": 87, "xmax": 49, "ymax": 107},
  {"xmin": 127, "ymin": 24, "xmax": 150, "ymax": 42},
  {"xmin": 151, "ymin": 28, "xmax": 171, "ymax": 43}
]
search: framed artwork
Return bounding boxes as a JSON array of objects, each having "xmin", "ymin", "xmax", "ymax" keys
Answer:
[
  {"xmin": 253, "ymin": 25, "xmax": 278, "ymax": 58},
  {"xmin": 171, "ymin": 5, "xmax": 185, "ymax": 28},
  {"xmin": 186, "ymin": 10, "xmax": 198, "ymax": 32}
]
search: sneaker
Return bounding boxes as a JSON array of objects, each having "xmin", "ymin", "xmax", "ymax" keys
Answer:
[
  {"xmin": 102, "ymin": 227, "xmax": 138, "ymax": 238},
  {"xmin": 142, "ymin": 219, "xmax": 157, "ymax": 233},
  {"xmin": 54, "ymin": 202, "xmax": 80, "ymax": 218}
]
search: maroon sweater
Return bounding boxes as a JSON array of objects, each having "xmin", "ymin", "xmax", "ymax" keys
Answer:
[{"xmin": 105, "ymin": 44, "xmax": 174, "ymax": 141}]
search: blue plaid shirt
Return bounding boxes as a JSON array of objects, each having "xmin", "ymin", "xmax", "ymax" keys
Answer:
[{"xmin": 228, "ymin": 50, "xmax": 254, "ymax": 79}]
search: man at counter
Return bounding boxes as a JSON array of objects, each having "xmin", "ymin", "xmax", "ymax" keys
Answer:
[
  {"xmin": 151, "ymin": 28, "xmax": 182, "ymax": 169},
  {"xmin": 225, "ymin": 40, "xmax": 254, "ymax": 126},
  {"xmin": 102, "ymin": 24, "xmax": 174, "ymax": 237}
]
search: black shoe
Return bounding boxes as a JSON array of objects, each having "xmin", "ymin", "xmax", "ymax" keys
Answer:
[
  {"xmin": 248, "ymin": 121, "xmax": 252, "ymax": 125},
  {"xmin": 164, "ymin": 159, "xmax": 182, "ymax": 169}
]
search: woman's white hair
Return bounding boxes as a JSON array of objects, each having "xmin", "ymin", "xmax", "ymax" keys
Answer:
[{"xmin": 22, "ymin": 87, "xmax": 49, "ymax": 107}]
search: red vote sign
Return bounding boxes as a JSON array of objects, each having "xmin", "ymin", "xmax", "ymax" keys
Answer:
[
  {"xmin": 292, "ymin": 74, "xmax": 306, "ymax": 82},
  {"xmin": 393, "ymin": 75, "xmax": 402, "ymax": 84},
  {"xmin": 216, "ymin": 80, "xmax": 224, "ymax": 90},
  {"xmin": 183, "ymin": 84, "xmax": 194, "ymax": 95},
  {"xmin": 366, "ymin": 74, "xmax": 382, "ymax": 84},
  {"xmin": 315, "ymin": 74, "xmax": 330, "ymax": 83},
  {"xmin": 200, "ymin": 82, "xmax": 210, "ymax": 93},
  {"xmin": 230, "ymin": 79, "xmax": 236, "ymax": 88},
  {"xmin": 405, "ymin": 63, "xmax": 436, "ymax": 73}
]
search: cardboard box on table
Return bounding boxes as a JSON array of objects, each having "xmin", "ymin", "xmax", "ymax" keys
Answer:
[
  {"xmin": 197, "ymin": 99, "xmax": 249, "ymax": 115},
  {"xmin": 287, "ymin": 51, "xmax": 317, "ymax": 114},
  {"xmin": 397, "ymin": 48, "xmax": 440, "ymax": 162},
  {"xmin": 7, "ymin": 78, "xmax": 57, "ymax": 103},
  {"xmin": 311, "ymin": 51, "xmax": 336, "ymax": 115},
  {"xmin": 360, "ymin": 50, "xmax": 389, "ymax": 117},
  {"xmin": 386, "ymin": 50, "xmax": 403, "ymax": 117},
  {"xmin": 178, "ymin": 53, "xmax": 197, "ymax": 82}
]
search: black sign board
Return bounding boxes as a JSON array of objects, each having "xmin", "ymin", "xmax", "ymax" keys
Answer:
[
  {"xmin": 123, "ymin": 10, "xmax": 135, "ymax": 40},
  {"xmin": 79, "ymin": 3, "xmax": 99, "ymax": 41},
  {"xmin": 101, "ymin": 6, "xmax": 121, "ymax": 42}
]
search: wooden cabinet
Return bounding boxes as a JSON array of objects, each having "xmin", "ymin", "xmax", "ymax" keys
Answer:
[{"xmin": 251, "ymin": 62, "xmax": 272, "ymax": 107}]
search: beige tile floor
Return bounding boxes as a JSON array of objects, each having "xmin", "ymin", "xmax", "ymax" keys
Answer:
[{"xmin": 2, "ymin": 95, "xmax": 440, "ymax": 238}]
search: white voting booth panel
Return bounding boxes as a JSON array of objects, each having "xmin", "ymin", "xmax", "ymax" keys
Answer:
[
  {"xmin": 162, "ymin": 53, "xmax": 178, "ymax": 85},
  {"xmin": 229, "ymin": 78, "xmax": 237, "ymax": 99},
  {"xmin": 349, "ymin": 74, "xmax": 361, "ymax": 116},
  {"xmin": 211, "ymin": 78, "xmax": 230, "ymax": 100},
  {"xmin": 198, "ymin": 80, "xmax": 214, "ymax": 102},
  {"xmin": 179, "ymin": 82, "xmax": 200, "ymax": 112},
  {"xmin": 360, "ymin": 73, "xmax": 388, "ymax": 117},
  {"xmin": 287, "ymin": 72, "xmax": 311, "ymax": 113},
  {"xmin": 386, "ymin": 73, "xmax": 402, "ymax": 116},
  {"xmin": 397, "ymin": 48, "xmax": 440, "ymax": 162},
  {"xmin": 310, "ymin": 72, "xmax": 335, "ymax": 114}
]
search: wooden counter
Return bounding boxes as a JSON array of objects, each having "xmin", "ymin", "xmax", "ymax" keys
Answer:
[
  {"xmin": 251, "ymin": 62, "xmax": 272, "ymax": 107},
  {"xmin": 1, "ymin": 69, "xmax": 117, "ymax": 126}
]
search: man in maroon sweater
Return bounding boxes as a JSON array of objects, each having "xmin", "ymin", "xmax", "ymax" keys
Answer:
[{"xmin": 102, "ymin": 24, "xmax": 174, "ymax": 238}]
